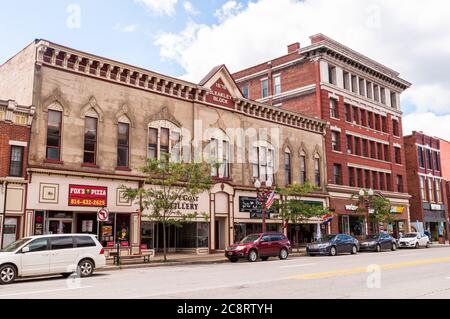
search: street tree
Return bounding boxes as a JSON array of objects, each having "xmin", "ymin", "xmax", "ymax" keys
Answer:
[
  {"xmin": 352, "ymin": 190, "xmax": 394, "ymax": 234},
  {"xmin": 122, "ymin": 155, "xmax": 213, "ymax": 261}
]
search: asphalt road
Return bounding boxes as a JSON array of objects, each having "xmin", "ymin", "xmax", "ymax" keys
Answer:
[{"xmin": 2, "ymin": 247, "xmax": 450, "ymax": 299}]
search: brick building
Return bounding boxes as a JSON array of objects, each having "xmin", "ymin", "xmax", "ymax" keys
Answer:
[
  {"xmin": 404, "ymin": 132, "xmax": 448, "ymax": 242},
  {"xmin": 233, "ymin": 34, "xmax": 412, "ymax": 238},
  {"xmin": 0, "ymin": 99, "xmax": 35, "ymax": 248}
]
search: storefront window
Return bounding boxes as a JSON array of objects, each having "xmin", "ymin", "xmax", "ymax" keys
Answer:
[
  {"xmin": 197, "ymin": 223, "xmax": 209, "ymax": 248},
  {"xmin": 141, "ymin": 222, "xmax": 154, "ymax": 249}
]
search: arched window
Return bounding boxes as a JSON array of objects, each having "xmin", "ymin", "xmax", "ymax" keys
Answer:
[
  {"xmin": 46, "ymin": 103, "xmax": 64, "ymax": 161},
  {"xmin": 148, "ymin": 120, "xmax": 181, "ymax": 162},
  {"xmin": 284, "ymin": 148, "xmax": 292, "ymax": 186},
  {"xmin": 300, "ymin": 150, "xmax": 307, "ymax": 185},
  {"xmin": 314, "ymin": 154, "xmax": 321, "ymax": 187}
]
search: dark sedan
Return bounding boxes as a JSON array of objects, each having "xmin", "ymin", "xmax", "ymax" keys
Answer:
[
  {"xmin": 307, "ymin": 234, "xmax": 359, "ymax": 256},
  {"xmin": 359, "ymin": 233, "xmax": 397, "ymax": 252}
]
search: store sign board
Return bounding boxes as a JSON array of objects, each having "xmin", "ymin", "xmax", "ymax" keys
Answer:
[
  {"xmin": 206, "ymin": 78, "xmax": 234, "ymax": 109},
  {"xmin": 345, "ymin": 205, "xmax": 358, "ymax": 211},
  {"xmin": 390, "ymin": 206, "xmax": 405, "ymax": 214},
  {"xmin": 69, "ymin": 185, "xmax": 108, "ymax": 207},
  {"xmin": 430, "ymin": 204, "xmax": 442, "ymax": 211}
]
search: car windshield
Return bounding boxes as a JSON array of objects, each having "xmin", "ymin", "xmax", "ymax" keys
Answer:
[
  {"xmin": 316, "ymin": 235, "xmax": 336, "ymax": 243},
  {"xmin": 365, "ymin": 234, "xmax": 380, "ymax": 240},
  {"xmin": 0, "ymin": 238, "xmax": 32, "ymax": 253},
  {"xmin": 403, "ymin": 233, "xmax": 418, "ymax": 238},
  {"xmin": 240, "ymin": 235, "xmax": 261, "ymax": 244}
]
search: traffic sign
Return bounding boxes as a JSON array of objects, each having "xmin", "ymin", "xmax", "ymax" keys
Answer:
[{"xmin": 97, "ymin": 208, "xmax": 109, "ymax": 222}]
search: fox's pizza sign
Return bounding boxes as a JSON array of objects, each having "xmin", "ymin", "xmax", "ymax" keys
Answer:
[{"xmin": 68, "ymin": 185, "xmax": 108, "ymax": 207}]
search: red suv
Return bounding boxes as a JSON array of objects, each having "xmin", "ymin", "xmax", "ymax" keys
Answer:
[{"xmin": 225, "ymin": 233, "xmax": 291, "ymax": 263}]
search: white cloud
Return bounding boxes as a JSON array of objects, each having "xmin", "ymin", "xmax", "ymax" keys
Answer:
[
  {"xmin": 183, "ymin": 1, "xmax": 199, "ymax": 15},
  {"xmin": 214, "ymin": 1, "xmax": 244, "ymax": 22},
  {"xmin": 114, "ymin": 23, "xmax": 138, "ymax": 33},
  {"xmin": 135, "ymin": 0, "xmax": 178, "ymax": 16},
  {"xmin": 403, "ymin": 113, "xmax": 450, "ymax": 141}
]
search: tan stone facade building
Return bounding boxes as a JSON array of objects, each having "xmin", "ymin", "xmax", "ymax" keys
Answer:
[{"xmin": 0, "ymin": 40, "xmax": 327, "ymax": 253}]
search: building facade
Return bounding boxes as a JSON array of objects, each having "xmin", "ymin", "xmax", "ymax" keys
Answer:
[
  {"xmin": 0, "ymin": 40, "xmax": 328, "ymax": 253},
  {"xmin": 233, "ymin": 34, "xmax": 412, "ymax": 238},
  {"xmin": 404, "ymin": 132, "xmax": 448, "ymax": 242},
  {"xmin": 0, "ymin": 99, "xmax": 35, "ymax": 248}
]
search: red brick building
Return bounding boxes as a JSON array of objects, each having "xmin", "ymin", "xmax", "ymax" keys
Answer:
[
  {"xmin": 404, "ymin": 132, "xmax": 448, "ymax": 242},
  {"xmin": 233, "ymin": 34, "xmax": 412, "ymax": 238},
  {"xmin": 0, "ymin": 99, "xmax": 35, "ymax": 248}
]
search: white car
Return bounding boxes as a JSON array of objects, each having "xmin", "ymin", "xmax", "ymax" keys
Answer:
[
  {"xmin": 398, "ymin": 232, "xmax": 431, "ymax": 249},
  {"xmin": 0, "ymin": 234, "xmax": 106, "ymax": 285}
]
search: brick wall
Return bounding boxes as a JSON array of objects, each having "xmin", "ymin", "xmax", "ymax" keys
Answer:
[
  {"xmin": 404, "ymin": 134, "xmax": 423, "ymax": 221},
  {"xmin": 440, "ymin": 139, "xmax": 450, "ymax": 180},
  {"xmin": 0, "ymin": 121, "xmax": 30, "ymax": 178}
]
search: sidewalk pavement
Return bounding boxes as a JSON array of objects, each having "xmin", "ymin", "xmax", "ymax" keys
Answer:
[{"xmin": 98, "ymin": 244, "xmax": 450, "ymax": 272}]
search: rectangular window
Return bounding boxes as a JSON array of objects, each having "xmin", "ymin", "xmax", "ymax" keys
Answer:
[
  {"xmin": 420, "ymin": 176, "xmax": 426, "ymax": 201},
  {"xmin": 384, "ymin": 144, "xmax": 390, "ymax": 162},
  {"xmin": 345, "ymin": 104, "xmax": 351, "ymax": 122},
  {"xmin": 375, "ymin": 114, "xmax": 381, "ymax": 131},
  {"xmin": 273, "ymin": 75, "xmax": 281, "ymax": 95},
  {"xmin": 83, "ymin": 117, "xmax": 98, "ymax": 165},
  {"xmin": 436, "ymin": 180, "xmax": 442, "ymax": 203},
  {"xmin": 314, "ymin": 158, "xmax": 321, "ymax": 187},
  {"xmin": 221, "ymin": 140, "xmax": 230, "ymax": 178},
  {"xmin": 332, "ymin": 131, "xmax": 340, "ymax": 151},
  {"xmin": 380, "ymin": 87, "xmax": 386, "ymax": 105},
  {"xmin": 348, "ymin": 167, "xmax": 355, "ymax": 187},
  {"xmin": 333, "ymin": 164, "xmax": 342, "ymax": 185},
  {"xmin": 418, "ymin": 146, "xmax": 425, "ymax": 168},
  {"xmin": 300, "ymin": 155, "xmax": 306, "ymax": 185},
  {"xmin": 170, "ymin": 131, "xmax": 181, "ymax": 163},
  {"xmin": 365, "ymin": 170, "xmax": 371, "ymax": 189},
  {"xmin": 211, "ymin": 138, "xmax": 219, "ymax": 177},
  {"xmin": 368, "ymin": 112, "xmax": 373, "ymax": 129},
  {"xmin": 359, "ymin": 78, "xmax": 365, "ymax": 96},
  {"xmin": 381, "ymin": 116, "xmax": 387, "ymax": 133},
  {"xmin": 428, "ymin": 178, "xmax": 434, "ymax": 202},
  {"xmin": 148, "ymin": 128, "xmax": 158, "ymax": 159},
  {"xmin": 354, "ymin": 137, "xmax": 361, "ymax": 156},
  {"xmin": 394, "ymin": 147, "xmax": 402, "ymax": 164},
  {"xmin": 366, "ymin": 82, "xmax": 373, "ymax": 99},
  {"xmin": 362, "ymin": 139, "xmax": 369, "ymax": 157},
  {"xmin": 46, "ymin": 110, "xmax": 62, "ymax": 161},
  {"xmin": 328, "ymin": 66, "xmax": 337, "ymax": 85},
  {"xmin": 267, "ymin": 148, "xmax": 274, "ymax": 182},
  {"xmin": 117, "ymin": 123, "xmax": 129, "ymax": 168},
  {"xmin": 351, "ymin": 75, "xmax": 358, "ymax": 93},
  {"xmin": 390, "ymin": 92, "xmax": 397, "ymax": 108},
  {"xmin": 379, "ymin": 172, "xmax": 385, "ymax": 190},
  {"xmin": 252, "ymin": 147, "xmax": 259, "ymax": 179},
  {"xmin": 372, "ymin": 171, "xmax": 379, "ymax": 190},
  {"xmin": 374, "ymin": 85, "xmax": 380, "ymax": 102},
  {"xmin": 360, "ymin": 109, "xmax": 367, "ymax": 127},
  {"xmin": 426, "ymin": 149, "xmax": 433, "ymax": 169},
  {"xmin": 343, "ymin": 72, "xmax": 350, "ymax": 90},
  {"xmin": 392, "ymin": 120, "xmax": 400, "ymax": 137},
  {"xmin": 242, "ymin": 85, "xmax": 249, "ymax": 98},
  {"xmin": 261, "ymin": 79, "xmax": 269, "ymax": 98},
  {"xmin": 260, "ymin": 146, "xmax": 268, "ymax": 182},
  {"xmin": 9, "ymin": 146, "xmax": 24, "ymax": 177},
  {"xmin": 386, "ymin": 173, "xmax": 392, "ymax": 191},
  {"xmin": 346, "ymin": 135, "xmax": 353, "ymax": 154},
  {"xmin": 433, "ymin": 151, "xmax": 440, "ymax": 171},
  {"xmin": 397, "ymin": 175, "xmax": 404, "ymax": 193},
  {"xmin": 377, "ymin": 143, "xmax": 383, "ymax": 160},
  {"xmin": 370, "ymin": 141, "xmax": 376, "ymax": 159},
  {"xmin": 352, "ymin": 106, "xmax": 359, "ymax": 124},
  {"xmin": 285, "ymin": 152, "xmax": 292, "ymax": 186},
  {"xmin": 160, "ymin": 128, "xmax": 170, "ymax": 159},
  {"xmin": 330, "ymin": 99, "xmax": 339, "ymax": 118}
]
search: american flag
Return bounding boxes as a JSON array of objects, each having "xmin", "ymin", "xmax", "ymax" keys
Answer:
[{"xmin": 266, "ymin": 190, "xmax": 276, "ymax": 210}]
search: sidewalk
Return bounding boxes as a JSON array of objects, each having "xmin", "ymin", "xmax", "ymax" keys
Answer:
[{"xmin": 99, "ymin": 249, "xmax": 308, "ymax": 271}]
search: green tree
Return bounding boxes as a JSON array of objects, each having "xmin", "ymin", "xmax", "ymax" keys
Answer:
[
  {"xmin": 122, "ymin": 156, "xmax": 213, "ymax": 262},
  {"xmin": 352, "ymin": 191, "xmax": 394, "ymax": 233},
  {"xmin": 276, "ymin": 181, "xmax": 329, "ymax": 252}
]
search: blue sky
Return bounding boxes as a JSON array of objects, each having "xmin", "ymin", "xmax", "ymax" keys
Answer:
[{"xmin": 1, "ymin": 0, "xmax": 449, "ymax": 140}]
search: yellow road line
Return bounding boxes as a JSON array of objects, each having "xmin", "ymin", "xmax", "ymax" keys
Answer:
[{"xmin": 290, "ymin": 256, "xmax": 450, "ymax": 280}]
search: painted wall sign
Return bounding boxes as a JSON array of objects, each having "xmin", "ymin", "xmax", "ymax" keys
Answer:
[
  {"xmin": 68, "ymin": 185, "xmax": 108, "ymax": 207},
  {"xmin": 206, "ymin": 78, "xmax": 234, "ymax": 109}
]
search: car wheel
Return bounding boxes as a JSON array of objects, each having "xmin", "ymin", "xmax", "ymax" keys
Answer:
[
  {"xmin": 415, "ymin": 242, "xmax": 420, "ymax": 249},
  {"xmin": 78, "ymin": 259, "xmax": 95, "ymax": 278},
  {"xmin": 261, "ymin": 257, "xmax": 269, "ymax": 261},
  {"xmin": 329, "ymin": 246, "xmax": 337, "ymax": 256},
  {"xmin": 426, "ymin": 242, "xmax": 431, "ymax": 248},
  {"xmin": 351, "ymin": 245, "xmax": 358, "ymax": 255},
  {"xmin": 228, "ymin": 258, "xmax": 238, "ymax": 263},
  {"xmin": 279, "ymin": 248, "xmax": 289, "ymax": 260},
  {"xmin": 375, "ymin": 244, "xmax": 381, "ymax": 253},
  {"xmin": 247, "ymin": 250, "xmax": 258, "ymax": 263},
  {"xmin": 0, "ymin": 264, "xmax": 17, "ymax": 285},
  {"xmin": 392, "ymin": 243, "xmax": 397, "ymax": 251}
]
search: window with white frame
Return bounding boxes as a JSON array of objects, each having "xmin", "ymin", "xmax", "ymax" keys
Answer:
[
  {"xmin": 210, "ymin": 138, "xmax": 231, "ymax": 178},
  {"xmin": 147, "ymin": 121, "xmax": 181, "ymax": 162},
  {"xmin": 273, "ymin": 75, "xmax": 281, "ymax": 95},
  {"xmin": 420, "ymin": 176, "xmax": 426, "ymax": 201},
  {"xmin": 252, "ymin": 145, "xmax": 274, "ymax": 182},
  {"xmin": 436, "ymin": 180, "xmax": 442, "ymax": 203},
  {"xmin": 261, "ymin": 79, "xmax": 269, "ymax": 98},
  {"xmin": 428, "ymin": 177, "xmax": 435, "ymax": 202}
]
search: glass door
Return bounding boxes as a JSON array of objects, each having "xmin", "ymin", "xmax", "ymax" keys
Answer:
[{"xmin": 340, "ymin": 215, "xmax": 350, "ymax": 235}]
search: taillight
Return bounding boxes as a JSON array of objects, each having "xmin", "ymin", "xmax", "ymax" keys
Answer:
[{"xmin": 100, "ymin": 248, "xmax": 105, "ymax": 255}]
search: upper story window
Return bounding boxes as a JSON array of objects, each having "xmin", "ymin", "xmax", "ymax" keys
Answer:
[
  {"xmin": 352, "ymin": 106, "xmax": 359, "ymax": 124},
  {"xmin": 261, "ymin": 79, "xmax": 269, "ymax": 98},
  {"xmin": 418, "ymin": 146, "xmax": 425, "ymax": 168},
  {"xmin": 330, "ymin": 99, "xmax": 339, "ymax": 118},
  {"xmin": 420, "ymin": 176, "xmax": 426, "ymax": 201},
  {"xmin": 300, "ymin": 152, "xmax": 307, "ymax": 185},
  {"xmin": 344, "ymin": 104, "xmax": 351, "ymax": 122},
  {"xmin": 284, "ymin": 150, "xmax": 292, "ymax": 186},
  {"xmin": 9, "ymin": 146, "xmax": 24, "ymax": 177},
  {"xmin": 273, "ymin": 75, "xmax": 281, "ymax": 95},
  {"xmin": 46, "ymin": 110, "xmax": 62, "ymax": 161},
  {"xmin": 333, "ymin": 164, "xmax": 342, "ymax": 185},
  {"xmin": 433, "ymin": 151, "xmax": 440, "ymax": 171},
  {"xmin": 390, "ymin": 92, "xmax": 397, "ymax": 109},
  {"xmin": 242, "ymin": 85, "xmax": 249, "ymax": 99},
  {"xmin": 428, "ymin": 177, "xmax": 434, "ymax": 202},
  {"xmin": 366, "ymin": 82, "xmax": 373, "ymax": 99},
  {"xmin": 435, "ymin": 180, "xmax": 442, "ymax": 203},
  {"xmin": 392, "ymin": 119, "xmax": 400, "ymax": 137},
  {"xmin": 374, "ymin": 85, "xmax": 380, "ymax": 102},
  {"xmin": 210, "ymin": 138, "xmax": 231, "ymax": 179},
  {"xmin": 117, "ymin": 122, "xmax": 130, "ymax": 168},
  {"xmin": 348, "ymin": 167, "xmax": 355, "ymax": 187},
  {"xmin": 252, "ymin": 145, "xmax": 274, "ymax": 183},
  {"xmin": 83, "ymin": 117, "xmax": 98, "ymax": 165},
  {"xmin": 314, "ymin": 157, "xmax": 321, "ymax": 187},
  {"xmin": 394, "ymin": 147, "xmax": 402, "ymax": 164},
  {"xmin": 351, "ymin": 75, "xmax": 358, "ymax": 94},
  {"xmin": 346, "ymin": 135, "xmax": 353, "ymax": 154},
  {"xmin": 397, "ymin": 175, "xmax": 404, "ymax": 193},
  {"xmin": 328, "ymin": 65, "xmax": 337, "ymax": 85},
  {"xmin": 380, "ymin": 87, "xmax": 386, "ymax": 105},
  {"xmin": 359, "ymin": 78, "xmax": 365, "ymax": 96},
  {"xmin": 426, "ymin": 148, "xmax": 433, "ymax": 169},
  {"xmin": 343, "ymin": 72, "xmax": 350, "ymax": 90},
  {"xmin": 147, "ymin": 122, "xmax": 181, "ymax": 162},
  {"xmin": 331, "ymin": 131, "xmax": 341, "ymax": 152}
]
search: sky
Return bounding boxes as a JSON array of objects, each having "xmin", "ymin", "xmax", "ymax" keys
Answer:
[{"xmin": 0, "ymin": 0, "xmax": 449, "ymax": 140}]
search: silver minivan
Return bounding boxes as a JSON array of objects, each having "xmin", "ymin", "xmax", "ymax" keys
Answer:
[{"xmin": 0, "ymin": 234, "xmax": 106, "ymax": 284}]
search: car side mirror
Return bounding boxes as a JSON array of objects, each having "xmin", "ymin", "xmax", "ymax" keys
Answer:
[{"xmin": 21, "ymin": 246, "xmax": 30, "ymax": 254}]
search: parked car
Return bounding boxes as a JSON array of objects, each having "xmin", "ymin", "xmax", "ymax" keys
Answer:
[
  {"xmin": 307, "ymin": 234, "xmax": 359, "ymax": 256},
  {"xmin": 359, "ymin": 233, "xmax": 397, "ymax": 252},
  {"xmin": 0, "ymin": 234, "xmax": 106, "ymax": 285},
  {"xmin": 225, "ymin": 233, "xmax": 291, "ymax": 262},
  {"xmin": 398, "ymin": 232, "xmax": 431, "ymax": 249}
]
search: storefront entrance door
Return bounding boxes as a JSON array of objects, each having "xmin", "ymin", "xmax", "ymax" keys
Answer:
[{"xmin": 48, "ymin": 219, "xmax": 73, "ymax": 234}]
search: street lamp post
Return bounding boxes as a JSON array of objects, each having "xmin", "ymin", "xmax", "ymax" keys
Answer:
[
  {"xmin": 358, "ymin": 188, "xmax": 374, "ymax": 235},
  {"xmin": 254, "ymin": 178, "xmax": 274, "ymax": 233}
]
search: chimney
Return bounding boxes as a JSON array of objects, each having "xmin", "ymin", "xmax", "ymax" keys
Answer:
[{"xmin": 287, "ymin": 42, "xmax": 300, "ymax": 54}]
